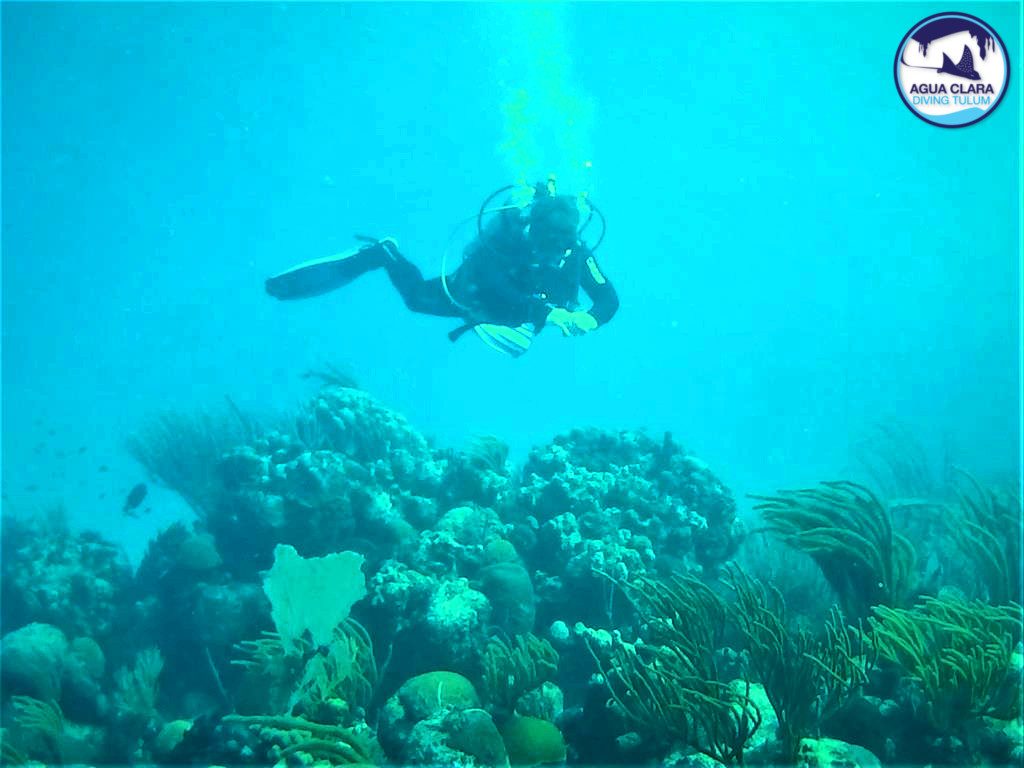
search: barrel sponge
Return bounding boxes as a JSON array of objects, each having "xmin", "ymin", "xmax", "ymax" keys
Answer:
[{"xmin": 262, "ymin": 544, "xmax": 366, "ymax": 654}]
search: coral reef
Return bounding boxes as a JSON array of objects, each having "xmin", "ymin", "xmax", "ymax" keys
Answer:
[
  {"xmin": 1, "ymin": 510, "xmax": 132, "ymax": 641},
  {"xmin": 2, "ymin": 383, "xmax": 1020, "ymax": 767}
]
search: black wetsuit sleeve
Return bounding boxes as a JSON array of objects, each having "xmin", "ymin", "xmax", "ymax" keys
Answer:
[{"xmin": 578, "ymin": 248, "xmax": 619, "ymax": 326}]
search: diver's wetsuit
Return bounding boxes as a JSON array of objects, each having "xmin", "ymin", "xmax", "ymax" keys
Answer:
[{"xmin": 374, "ymin": 228, "xmax": 620, "ymax": 332}]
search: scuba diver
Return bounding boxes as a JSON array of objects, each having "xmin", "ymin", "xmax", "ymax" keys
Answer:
[{"xmin": 265, "ymin": 179, "xmax": 619, "ymax": 357}]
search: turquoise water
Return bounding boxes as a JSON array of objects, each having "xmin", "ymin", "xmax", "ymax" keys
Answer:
[
  {"xmin": 4, "ymin": 2, "xmax": 1017, "ymax": 548},
  {"xmin": 1, "ymin": 3, "xmax": 1021, "ymax": 766}
]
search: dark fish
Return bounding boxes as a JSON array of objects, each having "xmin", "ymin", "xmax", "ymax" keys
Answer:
[
  {"xmin": 123, "ymin": 483, "xmax": 148, "ymax": 514},
  {"xmin": 98, "ymin": 465, "xmax": 109, "ymax": 472},
  {"xmin": 78, "ymin": 446, "xmax": 87, "ymax": 454}
]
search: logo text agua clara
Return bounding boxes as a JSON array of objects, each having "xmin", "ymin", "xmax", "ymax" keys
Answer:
[{"xmin": 894, "ymin": 12, "xmax": 1009, "ymax": 128}]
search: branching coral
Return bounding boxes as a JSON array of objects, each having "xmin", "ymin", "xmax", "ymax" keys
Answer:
[
  {"xmin": 292, "ymin": 620, "xmax": 378, "ymax": 720},
  {"xmin": 223, "ymin": 713, "xmax": 381, "ymax": 766},
  {"xmin": 726, "ymin": 567, "xmax": 872, "ymax": 761},
  {"xmin": 750, "ymin": 481, "xmax": 916, "ymax": 619},
  {"xmin": 233, "ymin": 620, "xmax": 377, "ymax": 723},
  {"xmin": 586, "ymin": 634, "xmax": 761, "ymax": 765},
  {"xmin": 465, "ymin": 435, "xmax": 512, "ymax": 474},
  {"xmin": 113, "ymin": 647, "xmax": 164, "ymax": 719},
  {"xmin": 853, "ymin": 420, "xmax": 938, "ymax": 499},
  {"xmin": 126, "ymin": 405, "xmax": 258, "ymax": 518},
  {"xmin": 585, "ymin": 573, "xmax": 761, "ymax": 764},
  {"xmin": 7, "ymin": 697, "xmax": 64, "ymax": 762},
  {"xmin": 867, "ymin": 594, "xmax": 1022, "ymax": 743},
  {"xmin": 9, "ymin": 697, "xmax": 63, "ymax": 739},
  {"xmin": 0, "ymin": 730, "xmax": 29, "ymax": 766},
  {"xmin": 232, "ymin": 630, "xmax": 305, "ymax": 714},
  {"xmin": 948, "ymin": 468, "xmax": 1022, "ymax": 605},
  {"xmin": 614, "ymin": 572, "xmax": 728, "ymax": 653},
  {"xmin": 480, "ymin": 633, "xmax": 558, "ymax": 713}
]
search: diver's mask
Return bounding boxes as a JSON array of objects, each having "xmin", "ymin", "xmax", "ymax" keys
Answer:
[
  {"xmin": 474, "ymin": 176, "xmax": 606, "ymax": 261},
  {"xmin": 527, "ymin": 225, "xmax": 574, "ymax": 263},
  {"xmin": 526, "ymin": 193, "xmax": 580, "ymax": 263}
]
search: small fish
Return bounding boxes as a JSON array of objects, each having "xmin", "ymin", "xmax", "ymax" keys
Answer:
[
  {"xmin": 78, "ymin": 446, "xmax": 87, "ymax": 454},
  {"xmin": 98, "ymin": 465, "xmax": 109, "ymax": 472},
  {"xmin": 123, "ymin": 483, "xmax": 148, "ymax": 515}
]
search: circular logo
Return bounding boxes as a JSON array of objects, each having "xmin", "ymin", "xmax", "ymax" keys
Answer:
[{"xmin": 894, "ymin": 12, "xmax": 1009, "ymax": 127}]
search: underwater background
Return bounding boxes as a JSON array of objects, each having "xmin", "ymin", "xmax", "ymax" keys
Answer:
[{"xmin": 1, "ymin": 2, "xmax": 1021, "ymax": 767}]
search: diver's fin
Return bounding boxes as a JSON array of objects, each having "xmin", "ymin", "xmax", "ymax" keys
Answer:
[{"xmin": 265, "ymin": 240, "xmax": 392, "ymax": 300}]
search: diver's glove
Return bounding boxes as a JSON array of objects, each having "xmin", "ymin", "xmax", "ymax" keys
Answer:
[
  {"xmin": 546, "ymin": 307, "xmax": 599, "ymax": 336},
  {"xmin": 571, "ymin": 311, "xmax": 598, "ymax": 334}
]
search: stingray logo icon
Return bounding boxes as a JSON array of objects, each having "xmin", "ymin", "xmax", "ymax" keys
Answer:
[{"xmin": 895, "ymin": 12, "xmax": 1009, "ymax": 127}]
